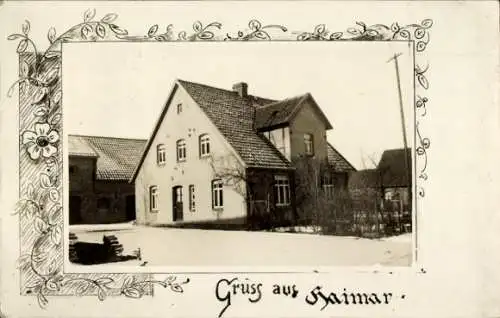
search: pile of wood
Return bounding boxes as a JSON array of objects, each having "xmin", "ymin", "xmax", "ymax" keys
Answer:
[
  {"xmin": 69, "ymin": 232, "xmax": 78, "ymax": 262},
  {"xmin": 103, "ymin": 235, "xmax": 124, "ymax": 259}
]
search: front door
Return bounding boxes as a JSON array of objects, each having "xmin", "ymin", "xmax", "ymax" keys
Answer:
[
  {"xmin": 69, "ymin": 195, "xmax": 82, "ymax": 224},
  {"xmin": 125, "ymin": 195, "xmax": 135, "ymax": 221},
  {"xmin": 172, "ymin": 186, "xmax": 183, "ymax": 222}
]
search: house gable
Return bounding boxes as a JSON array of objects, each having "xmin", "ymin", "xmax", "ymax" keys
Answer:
[{"xmin": 133, "ymin": 81, "xmax": 249, "ymax": 225}]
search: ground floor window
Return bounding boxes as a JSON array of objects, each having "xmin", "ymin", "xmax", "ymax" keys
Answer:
[
  {"xmin": 150, "ymin": 186, "xmax": 159, "ymax": 212},
  {"xmin": 189, "ymin": 184, "xmax": 196, "ymax": 212},
  {"xmin": 212, "ymin": 180, "xmax": 223, "ymax": 209},
  {"xmin": 274, "ymin": 175, "xmax": 290, "ymax": 206},
  {"xmin": 322, "ymin": 173, "xmax": 334, "ymax": 200}
]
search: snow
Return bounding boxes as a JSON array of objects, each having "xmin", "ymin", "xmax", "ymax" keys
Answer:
[{"xmin": 71, "ymin": 226, "xmax": 412, "ymax": 267}]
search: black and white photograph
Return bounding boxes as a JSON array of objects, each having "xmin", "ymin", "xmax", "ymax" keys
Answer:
[{"xmin": 64, "ymin": 41, "xmax": 415, "ymax": 267}]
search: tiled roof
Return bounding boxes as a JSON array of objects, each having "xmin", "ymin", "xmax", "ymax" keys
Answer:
[
  {"xmin": 68, "ymin": 135, "xmax": 98, "ymax": 157},
  {"xmin": 178, "ymin": 80, "xmax": 292, "ymax": 169},
  {"xmin": 327, "ymin": 143, "xmax": 356, "ymax": 172},
  {"xmin": 377, "ymin": 148, "xmax": 412, "ymax": 188},
  {"xmin": 69, "ymin": 135, "xmax": 147, "ymax": 181},
  {"xmin": 254, "ymin": 95, "xmax": 307, "ymax": 130}
]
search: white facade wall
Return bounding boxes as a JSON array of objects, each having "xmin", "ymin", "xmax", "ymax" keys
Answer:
[{"xmin": 135, "ymin": 84, "xmax": 247, "ymax": 225}]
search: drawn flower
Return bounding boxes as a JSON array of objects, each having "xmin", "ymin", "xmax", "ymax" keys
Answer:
[{"xmin": 22, "ymin": 122, "xmax": 59, "ymax": 160}]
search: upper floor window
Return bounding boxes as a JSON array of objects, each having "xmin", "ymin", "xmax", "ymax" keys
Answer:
[
  {"xmin": 189, "ymin": 185, "xmax": 196, "ymax": 212},
  {"xmin": 304, "ymin": 133, "xmax": 314, "ymax": 156},
  {"xmin": 176, "ymin": 139, "xmax": 186, "ymax": 162},
  {"xmin": 199, "ymin": 134, "xmax": 210, "ymax": 157},
  {"xmin": 274, "ymin": 175, "xmax": 290, "ymax": 206},
  {"xmin": 157, "ymin": 144, "xmax": 166, "ymax": 165},
  {"xmin": 150, "ymin": 186, "xmax": 159, "ymax": 212},
  {"xmin": 212, "ymin": 179, "xmax": 224, "ymax": 209},
  {"xmin": 177, "ymin": 103, "xmax": 183, "ymax": 114}
]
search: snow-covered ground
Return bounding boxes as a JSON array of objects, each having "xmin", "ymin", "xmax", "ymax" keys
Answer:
[{"xmin": 70, "ymin": 225, "xmax": 412, "ymax": 267}]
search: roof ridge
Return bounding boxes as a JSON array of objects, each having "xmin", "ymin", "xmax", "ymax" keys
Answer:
[
  {"xmin": 69, "ymin": 134, "xmax": 147, "ymax": 142},
  {"xmin": 259, "ymin": 93, "xmax": 309, "ymax": 108},
  {"xmin": 177, "ymin": 79, "xmax": 275, "ymax": 103}
]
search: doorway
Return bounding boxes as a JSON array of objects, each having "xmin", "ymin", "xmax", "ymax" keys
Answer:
[
  {"xmin": 69, "ymin": 195, "xmax": 82, "ymax": 224},
  {"xmin": 125, "ymin": 195, "xmax": 135, "ymax": 221},
  {"xmin": 172, "ymin": 186, "xmax": 183, "ymax": 222}
]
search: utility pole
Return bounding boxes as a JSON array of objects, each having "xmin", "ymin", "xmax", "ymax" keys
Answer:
[{"xmin": 387, "ymin": 52, "xmax": 412, "ymax": 211}]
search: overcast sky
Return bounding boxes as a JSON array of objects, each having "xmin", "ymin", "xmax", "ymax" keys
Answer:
[{"xmin": 63, "ymin": 41, "xmax": 414, "ymax": 170}]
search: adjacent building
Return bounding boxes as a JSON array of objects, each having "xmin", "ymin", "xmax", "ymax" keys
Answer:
[
  {"xmin": 130, "ymin": 80, "xmax": 355, "ymax": 226},
  {"xmin": 68, "ymin": 135, "xmax": 146, "ymax": 224}
]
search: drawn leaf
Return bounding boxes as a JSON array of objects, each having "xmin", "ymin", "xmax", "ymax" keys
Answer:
[
  {"xmin": 208, "ymin": 22, "xmax": 222, "ymax": 29},
  {"xmin": 37, "ymin": 292, "xmax": 48, "ymax": 308},
  {"xmin": 97, "ymin": 287, "xmax": 106, "ymax": 301},
  {"xmin": 101, "ymin": 13, "xmax": 118, "ymax": 23},
  {"xmin": 391, "ymin": 22, "xmax": 400, "ymax": 32},
  {"xmin": 44, "ymin": 51, "xmax": 61, "ymax": 59},
  {"xmin": 76, "ymin": 281, "xmax": 90, "ymax": 295},
  {"xmin": 421, "ymin": 18, "xmax": 433, "ymax": 28},
  {"xmin": 417, "ymin": 74, "xmax": 429, "ymax": 89},
  {"xmin": 47, "ymin": 27, "xmax": 56, "ymax": 43},
  {"xmin": 253, "ymin": 31, "xmax": 269, "ymax": 40},
  {"xmin": 81, "ymin": 24, "xmax": 93, "ymax": 39},
  {"xmin": 178, "ymin": 31, "xmax": 187, "ymax": 40},
  {"xmin": 355, "ymin": 21, "xmax": 366, "ymax": 28},
  {"xmin": 34, "ymin": 106, "xmax": 48, "ymax": 117},
  {"xmin": 7, "ymin": 34, "xmax": 23, "ymax": 40},
  {"xmin": 314, "ymin": 24, "xmax": 326, "ymax": 35},
  {"xmin": 34, "ymin": 216, "xmax": 48, "ymax": 233},
  {"xmin": 20, "ymin": 61, "xmax": 30, "ymax": 78},
  {"xmin": 32, "ymin": 87, "xmax": 48, "ymax": 104},
  {"xmin": 416, "ymin": 41, "xmax": 427, "ymax": 52},
  {"xmin": 40, "ymin": 173, "xmax": 52, "ymax": 188},
  {"xmin": 96, "ymin": 23, "xmax": 106, "ymax": 38},
  {"xmin": 170, "ymin": 284, "xmax": 184, "ymax": 293},
  {"xmin": 123, "ymin": 287, "xmax": 142, "ymax": 298},
  {"xmin": 32, "ymin": 251, "xmax": 48, "ymax": 262},
  {"xmin": 17, "ymin": 39, "xmax": 28, "ymax": 53},
  {"xmin": 50, "ymin": 113, "xmax": 62, "ymax": 126},
  {"xmin": 26, "ymin": 183, "xmax": 35, "ymax": 199},
  {"xmin": 48, "ymin": 188, "xmax": 59, "ymax": 203},
  {"xmin": 96, "ymin": 277, "xmax": 114, "ymax": 286},
  {"xmin": 83, "ymin": 8, "xmax": 96, "ymax": 22},
  {"xmin": 48, "ymin": 204, "xmax": 62, "ymax": 224},
  {"xmin": 248, "ymin": 20, "xmax": 261, "ymax": 31},
  {"xmin": 22, "ymin": 20, "xmax": 31, "ymax": 35},
  {"xmin": 122, "ymin": 276, "xmax": 135, "ymax": 288},
  {"xmin": 148, "ymin": 24, "xmax": 158, "ymax": 37},
  {"xmin": 297, "ymin": 33, "xmax": 311, "ymax": 41},
  {"xmin": 52, "ymin": 90, "xmax": 62, "ymax": 105},
  {"xmin": 193, "ymin": 21, "xmax": 202, "ymax": 32},
  {"xmin": 330, "ymin": 32, "xmax": 343, "ymax": 40},
  {"xmin": 198, "ymin": 31, "xmax": 214, "ymax": 40},
  {"xmin": 366, "ymin": 29, "xmax": 379, "ymax": 37},
  {"xmin": 109, "ymin": 24, "xmax": 128, "ymax": 35},
  {"xmin": 48, "ymin": 258, "xmax": 57, "ymax": 274},
  {"xmin": 50, "ymin": 226, "xmax": 62, "ymax": 245},
  {"xmin": 347, "ymin": 28, "xmax": 360, "ymax": 35}
]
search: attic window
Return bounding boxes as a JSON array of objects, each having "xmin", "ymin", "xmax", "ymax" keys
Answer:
[
  {"xmin": 304, "ymin": 133, "xmax": 314, "ymax": 156},
  {"xmin": 177, "ymin": 103, "xmax": 183, "ymax": 114}
]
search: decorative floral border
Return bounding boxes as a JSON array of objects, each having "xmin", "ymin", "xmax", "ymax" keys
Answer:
[{"xmin": 7, "ymin": 9, "xmax": 432, "ymax": 308}]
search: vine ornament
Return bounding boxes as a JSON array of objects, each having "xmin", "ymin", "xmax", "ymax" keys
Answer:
[{"xmin": 6, "ymin": 9, "xmax": 432, "ymax": 308}]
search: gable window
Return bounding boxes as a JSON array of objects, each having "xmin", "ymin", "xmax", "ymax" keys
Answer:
[
  {"xmin": 157, "ymin": 144, "xmax": 166, "ymax": 165},
  {"xmin": 149, "ymin": 186, "xmax": 159, "ymax": 212},
  {"xmin": 304, "ymin": 133, "xmax": 314, "ymax": 156},
  {"xmin": 212, "ymin": 179, "xmax": 224, "ymax": 209},
  {"xmin": 176, "ymin": 139, "xmax": 186, "ymax": 162},
  {"xmin": 199, "ymin": 134, "xmax": 210, "ymax": 157},
  {"xmin": 322, "ymin": 173, "xmax": 334, "ymax": 200},
  {"xmin": 189, "ymin": 185, "xmax": 196, "ymax": 212},
  {"xmin": 177, "ymin": 103, "xmax": 183, "ymax": 114},
  {"xmin": 274, "ymin": 175, "xmax": 290, "ymax": 206}
]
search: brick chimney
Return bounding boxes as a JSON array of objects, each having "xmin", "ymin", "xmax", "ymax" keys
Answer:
[{"xmin": 232, "ymin": 82, "xmax": 248, "ymax": 97}]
